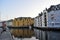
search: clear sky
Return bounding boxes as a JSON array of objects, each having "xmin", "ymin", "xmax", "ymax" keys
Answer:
[{"xmin": 0, "ymin": 0, "xmax": 60, "ymax": 21}]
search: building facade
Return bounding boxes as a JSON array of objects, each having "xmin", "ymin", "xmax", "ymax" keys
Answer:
[{"xmin": 34, "ymin": 4, "xmax": 60, "ymax": 40}]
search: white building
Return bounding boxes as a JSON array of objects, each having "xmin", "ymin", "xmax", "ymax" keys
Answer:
[
  {"xmin": 41, "ymin": 9, "xmax": 48, "ymax": 27},
  {"xmin": 34, "ymin": 4, "xmax": 60, "ymax": 27},
  {"xmin": 6, "ymin": 19, "xmax": 13, "ymax": 26},
  {"xmin": 34, "ymin": 4, "xmax": 60, "ymax": 40},
  {"xmin": 0, "ymin": 19, "xmax": 13, "ymax": 27},
  {"xmin": 34, "ymin": 13, "xmax": 43, "ymax": 27},
  {"xmin": 47, "ymin": 5, "xmax": 60, "ymax": 27},
  {"xmin": 34, "ymin": 8, "xmax": 48, "ymax": 27}
]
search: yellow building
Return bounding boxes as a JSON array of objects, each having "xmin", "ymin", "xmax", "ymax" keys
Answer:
[{"xmin": 11, "ymin": 17, "xmax": 34, "ymax": 37}]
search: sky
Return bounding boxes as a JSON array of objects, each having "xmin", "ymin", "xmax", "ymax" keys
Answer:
[{"xmin": 0, "ymin": 0, "xmax": 60, "ymax": 21}]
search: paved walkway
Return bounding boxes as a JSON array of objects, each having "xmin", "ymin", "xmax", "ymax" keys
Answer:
[{"xmin": 0, "ymin": 28, "xmax": 14, "ymax": 40}]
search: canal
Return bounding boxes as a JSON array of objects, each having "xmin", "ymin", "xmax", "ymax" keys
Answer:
[{"xmin": 14, "ymin": 37, "xmax": 38, "ymax": 40}]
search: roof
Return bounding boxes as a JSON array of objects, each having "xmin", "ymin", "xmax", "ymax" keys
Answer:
[{"xmin": 47, "ymin": 4, "xmax": 60, "ymax": 12}]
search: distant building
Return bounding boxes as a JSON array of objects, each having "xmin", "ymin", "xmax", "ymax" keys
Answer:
[
  {"xmin": 0, "ymin": 19, "xmax": 13, "ymax": 27},
  {"xmin": 6, "ymin": 19, "xmax": 13, "ymax": 26}
]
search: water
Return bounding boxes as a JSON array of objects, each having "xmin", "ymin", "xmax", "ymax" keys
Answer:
[
  {"xmin": 0, "ymin": 28, "xmax": 38, "ymax": 40},
  {"xmin": 14, "ymin": 37, "xmax": 38, "ymax": 40}
]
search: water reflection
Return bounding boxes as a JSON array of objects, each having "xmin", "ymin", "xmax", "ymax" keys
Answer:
[
  {"xmin": 34, "ymin": 28, "xmax": 60, "ymax": 40},
  {"xmin": 10, "ymin": 29, "xmax": 34, "ymax": 38},
  {"xmin": 14, "ymin": 37, "xmax": 38, "ymax": 40}
]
